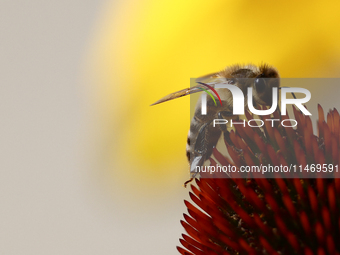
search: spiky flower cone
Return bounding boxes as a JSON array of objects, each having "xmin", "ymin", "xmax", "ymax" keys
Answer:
[{"xmin": 178, "ymin": 105, "xmax": 340, "ymax": 255}]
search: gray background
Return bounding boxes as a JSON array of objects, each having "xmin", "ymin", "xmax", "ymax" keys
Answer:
[{"xmin": 0, "ymin": 1, "xmax": 186, "ymax": 254}]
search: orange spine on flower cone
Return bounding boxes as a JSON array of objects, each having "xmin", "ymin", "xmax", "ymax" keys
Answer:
[{"xmin": 178, "ymin": 105, "xmax": 340, "ymax": 255}]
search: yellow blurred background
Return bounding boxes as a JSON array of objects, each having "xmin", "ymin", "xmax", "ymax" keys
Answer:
[{"xmin": 87, "ymin": 0, "xmax": 340, "ymax": 198}]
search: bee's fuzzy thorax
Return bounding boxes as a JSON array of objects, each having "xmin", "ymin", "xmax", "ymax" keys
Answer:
[{"xmin": 218, "ymin": 63, "xmax": 279, "ymax": 79}]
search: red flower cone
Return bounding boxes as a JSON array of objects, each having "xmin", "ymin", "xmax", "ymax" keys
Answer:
[{"xmin": 178, "ymin": 105, "xmax": 340, "ymax": 255}]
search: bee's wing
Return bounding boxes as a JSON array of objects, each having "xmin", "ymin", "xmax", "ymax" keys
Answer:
[{"xmin": 151, "ymin": 72, "xmax": 223, "ymax": 106}]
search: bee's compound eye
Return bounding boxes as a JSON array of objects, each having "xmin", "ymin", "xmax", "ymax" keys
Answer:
[{"xmin": 254, "ymin": 78, "xmax": 266, "ymax": 93}]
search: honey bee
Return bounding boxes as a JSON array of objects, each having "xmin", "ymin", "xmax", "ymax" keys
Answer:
[{"xmin": 152, "ymin": 64, "xmax": 280, "ymax": 186}]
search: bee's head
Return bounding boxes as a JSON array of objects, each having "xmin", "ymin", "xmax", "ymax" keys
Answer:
[{"xmin": 252, "ymin": 65, "xmax": 280, "ymax": 106}]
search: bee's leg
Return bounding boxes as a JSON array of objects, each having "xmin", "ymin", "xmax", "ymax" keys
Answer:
[
  {"xmin": 217, "ymin": 111, "xmax": 234, "ymax": 145},
  {"xmin": 184, "ymin": 121, "xmax": 212, "ymax": 187},
  {"xmin": 184, "ymin": 111, "xmax": 232, "ymax": 187},
  {"xmin": 217, "ymin": 111, "xmax": 232, "ymax": 131},
  {"xmin": 192, "ymin": 112, "xmax": 232, "ymax": 159},
  {"xmin": 194, "ymin": 122, "xmax": 212, "ymax": 155},
  {"xmin": 185, "ymin": 119, "xmax": 224, "ymax": 186},
  {"xmin": 183, "ymin": 178, "xmax": 193, "ymax": 188},
  {"xmin": 183, "ymin": 123, "xmax": 210, "ymax": 187}
]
